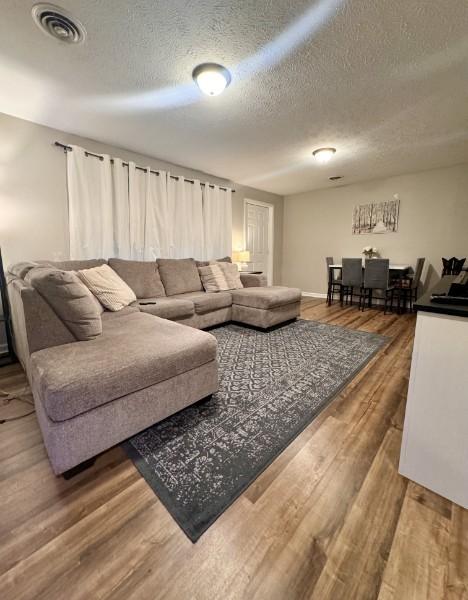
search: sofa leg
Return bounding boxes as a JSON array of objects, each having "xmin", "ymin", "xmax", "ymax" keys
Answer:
[{"xmin": 62, "ymin": 456, "xmax": 96, "ymax": 480}]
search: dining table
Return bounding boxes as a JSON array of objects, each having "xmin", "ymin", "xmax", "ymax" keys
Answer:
[{"xmin": 328, "ymin": 262, "xmax": 412, "ymax": 310}]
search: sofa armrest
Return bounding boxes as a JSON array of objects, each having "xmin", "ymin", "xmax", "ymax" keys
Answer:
[{"xmin": 240, "ymin": 273, "xmax": 268, "ymax": 287}]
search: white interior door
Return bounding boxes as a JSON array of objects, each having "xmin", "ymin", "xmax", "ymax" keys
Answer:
[{"xmin": 245, "ymin": 200, "xmax": 273, "ymax": 284}]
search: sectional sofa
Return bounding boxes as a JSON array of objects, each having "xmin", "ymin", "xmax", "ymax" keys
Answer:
[{"xmin": 8, "ymin": 257, "xmax": 301, "ymax": 475}]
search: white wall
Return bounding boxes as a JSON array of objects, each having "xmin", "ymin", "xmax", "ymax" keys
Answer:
[
  {"xmin": 282, "ymin": 163, "xmax": 468, "ymax": 295},
  {"xmin": 0, "ymin": 112, "xmax": 283, "ymax": 282}
]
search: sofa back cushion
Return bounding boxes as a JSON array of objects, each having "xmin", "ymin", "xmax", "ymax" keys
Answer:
[
  {"xmin": 8, "ymin": 261, "xmax": 40, "ymax": 279},
  {"xmin": 42, "ymin": 259, "xmax": 107, "ymax": 271},
  {"xmin": 157, "ymin": 258, "xmax": 203, "ymax": 296},
  {"xmin": 77, "ymin": 264, "xmax": 137, "ymax": 311},
  {"xmin": 26, "ymin": 266, "xmax": 103, "ymax": 341},
  {"xmin": 196, "ymin": 256, "xmax": 232, "ymax": 267},
  {"xmin": 108, "ymin": 258, "xmax": 166, "ymax": 299}
]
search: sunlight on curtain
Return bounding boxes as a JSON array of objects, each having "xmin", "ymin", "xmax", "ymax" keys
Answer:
[
  {"xmin": 67, "ymin": 145, "xmax": 114, "ymax": 259},
  {"xmin": 203, "ymin": 184, "xmax": 232, "ymax": 260},
  {"xmin": 168, "ymin": 175, "xmax": 204, "ymax": 259}
]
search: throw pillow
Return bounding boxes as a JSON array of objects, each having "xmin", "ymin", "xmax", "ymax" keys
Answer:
[
  {"xmin": 77, "ymin": 264, "xmax": 137, "ymax": 311},
  {"xmin": 26, "ymin": 266, "xmax": 102, "ymax": 341},
  {"xmin": 198, "ymin": 264, "xmax": 229, "ymax": 292},
  {"xmin": 217, "ymin": 261, "xmax": 243, "ymax": 290}
]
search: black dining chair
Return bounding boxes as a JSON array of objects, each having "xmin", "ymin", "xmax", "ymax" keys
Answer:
[
  {"xmin": 326, "ymin": 257, "xmax": 342, "ymax": 305},
  {"xmin": 361, "ymin": 259, "xmax": 395, "ymax": 313},
  {"xmin": 442, "ymin": 257, "xmax": 466, "ymax": 276},
  {"xmin": 341, "ymin": 258, "xmax": 363, "ymax": 307},
  {"xmin": 395, "ymin": 258, "xmax": 425, "ymax": 312}
]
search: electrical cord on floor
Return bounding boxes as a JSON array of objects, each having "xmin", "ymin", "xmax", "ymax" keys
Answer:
[{"xmin": 0, "ymin": 387, "xmax": 35, "ymax": 424}]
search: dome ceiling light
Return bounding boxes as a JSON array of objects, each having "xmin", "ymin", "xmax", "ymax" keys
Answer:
[
  {"xmin": 313, "ymin": 147, "xmax": 336, "ymax": 163},
  {"xmin": 192, "ymin": 63, "xmax": 232, "ymax": 96}
]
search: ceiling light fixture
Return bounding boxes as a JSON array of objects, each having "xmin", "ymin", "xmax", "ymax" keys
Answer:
[
  {"xmin": 192, "ymin": 63, "xmax": 231, "ymax": 96},
  {"xmin": 313, "ymin": 147, "xmax": 336, "ymax": 163}
]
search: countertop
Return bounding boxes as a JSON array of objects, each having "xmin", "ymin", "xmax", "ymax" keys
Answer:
[{"xmin": 414, "ymin": 276, "xmax": 468, "ymax": 318}]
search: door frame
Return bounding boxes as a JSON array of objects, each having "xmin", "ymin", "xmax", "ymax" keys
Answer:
[{"xmin": 244, "ymin": 198, "xmax": 274, "ymax": 285}]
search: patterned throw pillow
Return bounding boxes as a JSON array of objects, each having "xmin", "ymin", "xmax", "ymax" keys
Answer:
[
  {"xmin": 77, "ymin": 264, "xmax": 137, "ymax": 311},
  {"xmin": 198, "ymin": 264, "xmax": 229, "ymax": 293},
  {"xmin": 216, "ymin": 261, "xmax": 243, "ymax": 290}
]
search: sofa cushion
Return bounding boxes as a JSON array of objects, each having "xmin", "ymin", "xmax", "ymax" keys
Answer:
[
  {"xmin": 157, "ymin": 258, "xmax": 203, "ymax": 296},
  {"xmin": 43, "ymin": 259, "xmax": 107, "ymax": 271},
  {"xmin": 77, "ymin": 264, "xmax": 137, "ymax": 311},
  {"xmin": 31, "ymin": 312, "xmax": 218, "ymax": 422},
  {"xmin": 26, "ymin": 266, "xmax": 103, "ymax": 341},
  {"xmin": 195, "ymin": 256, "xmax": 232, "ymax": 267},
  {"xmin": 198, "ymin": 264, "xmax": 230, "ymax": 293},
  {"xmin": 8, "ymin": 261, "xmax": 40, "ymax": 279},
  {"xmin": 230, "ymin": 286, "xmax": 302, "ymax": 309},
  {"xmin": 108, "ymin": 258, "xmax": 166, "ymax": 299},
  {"xmin": 101, "ymin": 303, "xmax": 140, "ymax": 321},
  {"xmin": 138, "ymin": 297, "xmax": 194, "ymax": 320},
  {"xmin": 173, "ymin": 291, "xmax": 232, "ymax": 315}
]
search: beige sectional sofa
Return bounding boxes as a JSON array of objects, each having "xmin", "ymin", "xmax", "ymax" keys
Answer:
[{"xmin": 8, "ymin": 257, "xmax": 301, "ymax": 475}]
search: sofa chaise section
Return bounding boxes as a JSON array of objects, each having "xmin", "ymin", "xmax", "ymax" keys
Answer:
[
  {"xmin": 231, "ymin": 286, "xmax": 302, "ymax": 328},
  {"xmin": 31, "ymin": 313, "xmax": 218, "ymax": 474}
]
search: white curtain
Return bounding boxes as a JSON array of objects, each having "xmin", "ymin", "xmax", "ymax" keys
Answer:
[
  {"xmin": 112, "ymin": 158, "xmax": 130, "ymax": 257},
  {"xmin": 144, "ymin": 170, "xmax": 170, "ymax": 260},
  {"xmin": 203, "ymin": 184, "xmax": 232, "ymax": 260},
  {"xmin": 67, "ymin": 145, "xmax": 232, "ymax": 261},
  {"xmin": 67, "ymin": 145, "xmax": 114, "ymax": 259},
  {"xmin": 168, "ymin": 175, "xmax": 204, "ymax": 259}
]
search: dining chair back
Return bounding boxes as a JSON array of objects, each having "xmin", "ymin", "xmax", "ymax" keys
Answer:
[
  {"xmin": 363, "ymin": 259, "xmax": 389, "ymax": 290},
  {"xmin": 342, "ymin": 258, "xmax": 363, "ymax": 287},
  {"xmin": 326, "ymin": 256, "xmax": 334, "ymax": 282}
]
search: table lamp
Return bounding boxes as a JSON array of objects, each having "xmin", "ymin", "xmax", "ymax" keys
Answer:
[{"xmin": 233, "ymin": 250, "xmax": 251, "ymax": 271}]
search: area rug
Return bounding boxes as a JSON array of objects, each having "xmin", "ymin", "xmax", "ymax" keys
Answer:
[{"xmin": 123, "ymin": 319, "xmax": 387, "ymax": 542}]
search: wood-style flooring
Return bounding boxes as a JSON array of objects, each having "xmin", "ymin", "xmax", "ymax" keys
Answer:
[{"xmin": 0, "ymin": 299, "xmax": 467, "ymax": 600}]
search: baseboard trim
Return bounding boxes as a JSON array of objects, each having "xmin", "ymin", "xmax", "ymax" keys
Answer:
[{"xmin": 301, "ymin": 292, "xmax": 327, "ymax": 299}]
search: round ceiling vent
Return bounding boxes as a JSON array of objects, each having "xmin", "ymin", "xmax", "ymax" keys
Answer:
[{"xmin": 32, "ymin": 3, "xmax": 86, "ymax": 44}]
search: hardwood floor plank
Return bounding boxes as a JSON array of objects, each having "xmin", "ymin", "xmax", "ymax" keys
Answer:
[
  {"xmin": 309, "ymin": 421, "xmax": 408, "ymax": 600},
  {"xmin": 377, "ymin": 481, "xmax": 451, "ymax": 600},
  {"xmin": 447, "ymin": 505, "xmax": 468, "ymax": 599}
]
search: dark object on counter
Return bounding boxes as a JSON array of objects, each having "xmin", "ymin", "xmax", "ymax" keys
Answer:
[
  {"xmin": 442, "ymin": 257, "xmax": 466, "ymax": 276},
  {"xmin": 415, "ymin": 276, "xmax": 468, "ymax": 318}
]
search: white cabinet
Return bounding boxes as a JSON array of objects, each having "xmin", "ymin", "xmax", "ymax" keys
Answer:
[{"xmin": 399, "ymin": 311, "xmax": 468, "ymax": 507}]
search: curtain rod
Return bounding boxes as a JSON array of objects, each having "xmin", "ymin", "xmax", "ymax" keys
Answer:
[{"xmin": 54, "ymin": 141, "xmax": 235, "ymax": 192}]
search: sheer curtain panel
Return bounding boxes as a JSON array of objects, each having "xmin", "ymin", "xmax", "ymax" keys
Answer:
[
  {"xmin": 168, "ymin": 175, "xmax": 204, "ymax": 259},
  {"xmin": 67, "ymin": 145, "xmax": 114, "ymax": 259},
  {"xmin": 112, "ymin": 158, "xmax": 130, "ymax": 258},
  {"xmin": 203, "ymin": 185, "xmax": 232, "ymax": 260}
]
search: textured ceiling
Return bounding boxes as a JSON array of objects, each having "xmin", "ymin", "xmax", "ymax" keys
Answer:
[{"xmin": 0, "ymin": 0, "xmax": 467, "ymax": 195}]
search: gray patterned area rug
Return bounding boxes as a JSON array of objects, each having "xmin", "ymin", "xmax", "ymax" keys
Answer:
[{"xmin": 123, "ymin": 319, "xmax": 386, "ymax": 542}]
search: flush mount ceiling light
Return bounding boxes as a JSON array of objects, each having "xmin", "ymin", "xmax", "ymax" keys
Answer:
[
  {"xmin": 32, "ymin": 3, "xmax": 86, "ymax": 44},
  {"xmin": 313, "ymin": 147, "xmax": 336, "ymax": 163},
  {"xmin": 192, "ymin": 63, "xmax": 232, "ymax": 96}
]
